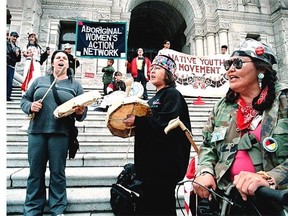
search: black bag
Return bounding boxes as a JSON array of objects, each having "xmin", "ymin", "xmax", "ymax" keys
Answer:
[
  {"xmin": 197, "ymin": 197, "xmax": 220, "ymax": 216},
  {"xmin": 50, "ymin": 74, "xmax": 79, "ymax": 159},
  {"xmin": 110, "ymin": 163, "xmax": 143, "ymax": 215},
  {"xmin": 68, "ymin": 123, "xmax": 79, "ymax": 159}
]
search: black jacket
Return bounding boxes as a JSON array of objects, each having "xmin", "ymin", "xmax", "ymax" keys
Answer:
[
  {"xmin": 68, "ymin": 54, "xmax": 80, "ymax": 69},
  {"xmin": 7, "ymin": 41, "xmax": 21, "ymax": 67},
  {"xmin": 134, "ymin": 86, "xmax": 191, "ymax": 183}
]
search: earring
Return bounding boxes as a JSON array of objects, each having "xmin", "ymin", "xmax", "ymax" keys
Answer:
[{"xmin": 258, "ymin": 73, "xmax": 264, "ymax": 88}]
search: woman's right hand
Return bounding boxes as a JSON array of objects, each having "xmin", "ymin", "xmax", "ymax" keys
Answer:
[
  {"xmin": 193, "ymin": 173, "xmax": 217, "ymax": 199},
  {"xmin": 31, "ymin": 100, "xmax": 42, "ymax": 113}
]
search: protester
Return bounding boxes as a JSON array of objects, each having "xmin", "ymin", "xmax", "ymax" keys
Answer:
[
  {"xmin": 63, "ymin": 43, "xmax": 80, "ymax": 76},
  {"xmin": 130, "ymin": 48, "xmax": 151, "ymax": 100},
  {"xmin": 107, "ymin": 71, "xmax": 126, "ymax": 94},
  {"xmin": 94, "ymin": 71, "xmax": 126, "ymax": 112},
  {"xmin": 221, "ymin": 44, "xmax": 228, "ymax": 55},
  {"xmin": 101, "ymin": 58, "xmax": 115, "ymax": 95},
  {"xmin": 22, "ymin": 32, "xmax": 50, "ymax": 92},
  {"xmin": 157, "ymin": 39, "xmax": 171, "ymax": 55},
  {"xmin": 7, "ymin": 31, "xmax": 21, "ymax": 101},
  {"xmin": 123, "ymin": 54, "xmax": 191, "ymax": 215},
  {"xmin": 21, "ymin": 50, "xmax": 87, "ymax": 216},
  {"xmin": 193, "ymin": 38, "xmax": 288, "ymax": 215}
]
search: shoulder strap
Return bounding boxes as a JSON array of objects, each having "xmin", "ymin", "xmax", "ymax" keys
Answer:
[
  {"xmin": 50, "ymin": 75, "xmax": 75, "ymax": 125},
  {"xmin": 50, "ymin": 74, "xmax": 61, "ymax": 105}
]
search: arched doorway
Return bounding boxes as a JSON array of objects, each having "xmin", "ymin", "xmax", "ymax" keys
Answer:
[{"xmin": 127, "ymin": 1, "xmax": 186, "ymax": 61}]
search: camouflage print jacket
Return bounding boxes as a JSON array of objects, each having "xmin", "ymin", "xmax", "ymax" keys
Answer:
[{"xmin": 197, "ymin": 82, "xmax": 288, "ymax": 191}]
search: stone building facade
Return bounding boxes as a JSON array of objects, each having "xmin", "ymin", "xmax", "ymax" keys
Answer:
[{"xmin": 7, "ymin": 0, "xmax": 288, "ymax": 87}]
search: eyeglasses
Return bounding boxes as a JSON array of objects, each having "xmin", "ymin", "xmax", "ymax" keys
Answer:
[{"xmin": 223, "ymin": 58, "xmax": 253, "ymax": 71}]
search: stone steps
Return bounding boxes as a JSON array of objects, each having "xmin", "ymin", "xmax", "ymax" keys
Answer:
[
  {"xmin": 7, "ymin": 152, "xmax": 135, "ymax": 168},
  {"xmin": 7, "ymin": 186, "xmax": 186, "ymax": 215},
  {"xmin": 6, "ymin": 141, "xmax": 136, "ymax": 153},
  {"xmin": 7, "ymin": 167, "xmax": 123, "ymax": 188}
]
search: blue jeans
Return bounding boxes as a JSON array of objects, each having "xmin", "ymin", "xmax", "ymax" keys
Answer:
[
  {"xmin": 7, "ymin": 65, "xmax": 15, "ymax": 100},
  {"xmin": 23, "ymin": 133, "xmax": 69, "ymax": 216}
]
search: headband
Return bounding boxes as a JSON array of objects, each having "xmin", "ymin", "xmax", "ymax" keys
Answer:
[{"xmin": 151, "ymin": 55, "xmax": 176, "ymax": 74}]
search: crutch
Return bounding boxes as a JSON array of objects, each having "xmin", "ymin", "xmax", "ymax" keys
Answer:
[
  {"xmin": 164, "ymin": 116, "xmax": 199, "ymax": 154},
  {"xmin": 164, "ymin": 116, "xmax": 199, "ymax": 216}
]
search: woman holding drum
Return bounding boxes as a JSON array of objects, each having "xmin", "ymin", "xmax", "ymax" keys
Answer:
[{"xmin": 123, "ymin": 54, "xmax": 191, "ymax": 215}]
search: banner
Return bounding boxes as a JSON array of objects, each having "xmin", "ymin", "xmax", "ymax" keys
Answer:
[
  {"xmin": 159, "ymin": 49, "xmax": 230, "ymax": 97},
  {"xmin": 76, "ymin": 19, "xmax": 127, "ymax": 59}
]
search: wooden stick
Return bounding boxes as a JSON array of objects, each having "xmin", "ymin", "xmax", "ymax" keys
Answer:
[
  {"xmin": 164, "ymin": 116, "xmax": 199, "ymax": 154},
  {"xmin": 29, "ymin": 66, "xmax": 66, "ymax": 120},
  {"xmin": 41, "ymin": 66, "xmax": 66, "ymax": 102}
]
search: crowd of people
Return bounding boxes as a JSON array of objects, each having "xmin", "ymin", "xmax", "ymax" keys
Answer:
[{"xmin": 7, "ymin": 31, "xmax": 288, "ymax": 216}]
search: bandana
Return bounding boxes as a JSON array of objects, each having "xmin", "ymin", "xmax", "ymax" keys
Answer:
[
  {"xmin": 236, "ymin": 86, "xmax": 268, "ymax": 131},
  {"xmin": 151, "ymin": 55, "xmax": 177, "ymax": 74}
]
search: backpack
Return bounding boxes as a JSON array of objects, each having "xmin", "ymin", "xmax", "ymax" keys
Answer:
[{"xmin": 110, "ymin": 163, "xmax": 143, "ymax": 215}]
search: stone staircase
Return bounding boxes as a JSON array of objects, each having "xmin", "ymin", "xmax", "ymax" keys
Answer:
[{"xmin": 6, "ymin": 85, "xmax": 220, "ymax": 215}]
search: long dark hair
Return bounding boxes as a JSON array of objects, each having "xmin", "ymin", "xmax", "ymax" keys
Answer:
[
  {"xmin": 225, "ymin": 58, "xmax": 277, "ymax": 112},
  {"xmin": 26, "ymin": 35, "xmax": 39, "ymax": 48},
  {"xmin": 164, "ymin": 69, "xmax": 176, "ymax": 88}
]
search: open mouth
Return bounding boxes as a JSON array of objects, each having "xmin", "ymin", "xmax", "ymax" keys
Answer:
[
  {"xmin": 58, "ymin": 62, "xmax": 64, "ymax": 67},
  {"xmin": 229, "ymin": 75, "xmax": 238, "ymax": 81}
]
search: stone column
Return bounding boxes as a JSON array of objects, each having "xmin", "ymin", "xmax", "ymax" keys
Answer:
[
  {"xmin": 48, "ymin": 21, "xmax": 61, "ymax": 51},
  {"xmin": 218, "ymin": 29, "xmax": 228, "ymax": 51},
  {"xmin": 113, "ymin": 0, "xmax": 120, "ymax": 6},
  {"xmin": 187, "ymin": 35, "xmax": 194, "ymax": 55},
  {"xmin": 195, "ymin": 36, "xmax": 204, "ymax": 56},
  {"xmin": 206, "ymin": 32, "xmax": 215, "ymax": 56}
]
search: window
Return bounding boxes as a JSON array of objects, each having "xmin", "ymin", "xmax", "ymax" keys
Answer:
[
  {"xmin": 246, "ymin": 34, "xmax": 260, "ymax": 41},
  {"xmin": 59, "ymin": 20, "xmax": 76, "ymax": 50}
]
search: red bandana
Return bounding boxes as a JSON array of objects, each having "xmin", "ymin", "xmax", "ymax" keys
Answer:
[{"xmin": 236, "ymin": 86, "xmax": 268, "ymax": 131}]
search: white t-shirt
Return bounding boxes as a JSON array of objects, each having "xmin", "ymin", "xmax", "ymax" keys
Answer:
[{"xmin": 23, "ymin": 45, "xmax": 41, "ymax": 62}]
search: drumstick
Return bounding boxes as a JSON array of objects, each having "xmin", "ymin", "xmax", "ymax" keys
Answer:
[
  {"xmin": 29, "ymin": 66, "xmax": 67, "ymax": 120},
  {"xmin": 41, "ymin": 66, "xmax": 67, "ymax": 102}
]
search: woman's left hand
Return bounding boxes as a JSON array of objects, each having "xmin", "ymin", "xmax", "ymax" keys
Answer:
[
  {"xmin": 233, "ymin": 171, "xmax": 270, "ymax": 201},
  {"xmin": 74, "ymin": 105, "xmax": 85, "ymax": 115}
]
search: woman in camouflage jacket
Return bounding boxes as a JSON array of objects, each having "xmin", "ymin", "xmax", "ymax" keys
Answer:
[{"xmin": 193, "ymin": 38, "xmax": 288, "ymax": 215}]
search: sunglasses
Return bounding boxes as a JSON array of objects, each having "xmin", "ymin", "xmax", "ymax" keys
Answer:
[{"xmin": 223, "ymin": 58, "xmax": 253, "ymax": 71}]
